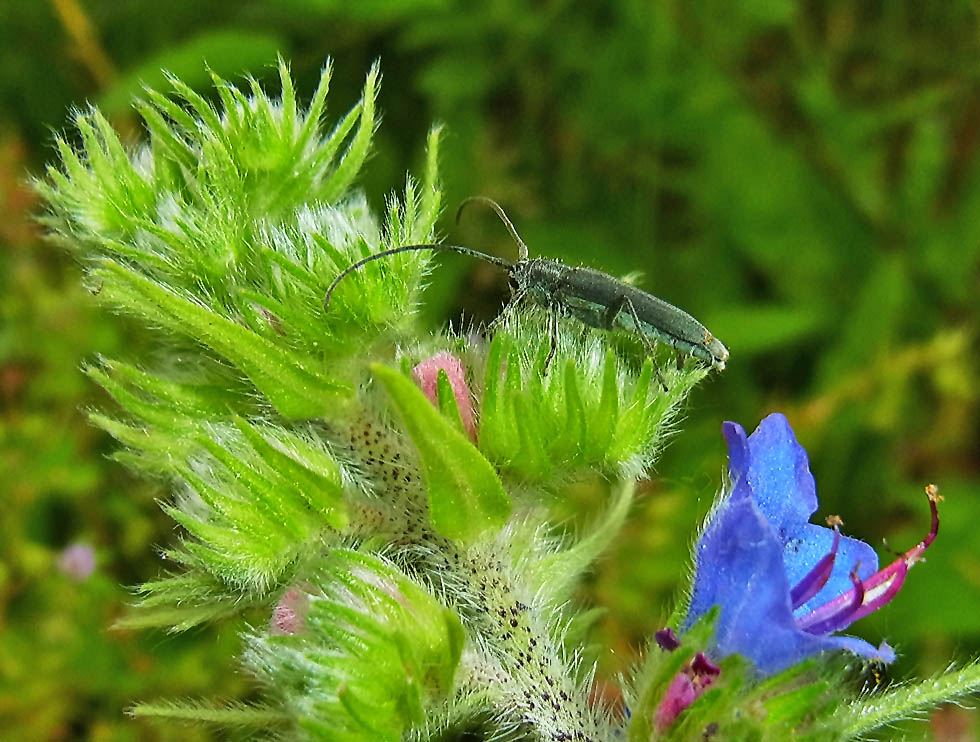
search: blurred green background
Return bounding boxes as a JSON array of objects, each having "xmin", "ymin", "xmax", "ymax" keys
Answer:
[{"xmin": 1, "ymin": 1, "xmax": 978, "ymax": 739}]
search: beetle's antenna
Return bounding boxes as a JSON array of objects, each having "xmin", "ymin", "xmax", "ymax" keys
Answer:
[
  {"xmin": 323, "ymin": 243, "xmax": 513, "ymax": 312},
  {"xmin": 456, "ymin": 196, "xmax": 530, "ymax": 261}
]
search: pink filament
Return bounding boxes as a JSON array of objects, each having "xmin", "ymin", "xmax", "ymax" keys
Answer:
[{"xmin": 795, "ymin": 491, "xmax": 939, "ymax": 635}]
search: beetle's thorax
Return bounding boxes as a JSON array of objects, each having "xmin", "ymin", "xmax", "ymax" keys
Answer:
[{"xmin": 511, "ymin": 258, "xmax": 564, "ymax": 305}]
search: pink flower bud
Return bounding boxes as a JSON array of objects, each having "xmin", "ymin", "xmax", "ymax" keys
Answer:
[
  {"xmin": 654, "ymin": 652, "xmax": 721, "ymax": 731},
  {"xmin": 654, "ymin": 673, "xmax": 697, "ymax": 731},
  {"xmin": 270, "ymin": 587, "xmax": 309, "ymax": 635},
  {"xmin": 412, "ymin": 352, "xmax": 477, "ymax": 441}
]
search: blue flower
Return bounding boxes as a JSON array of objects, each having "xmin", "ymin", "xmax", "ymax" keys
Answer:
[{"xmin": 685, "ymin": 413, "xmax": 939, "ymax": 675}]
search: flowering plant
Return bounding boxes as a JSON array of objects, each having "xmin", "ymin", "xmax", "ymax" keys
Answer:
[{"xmin": 37, "ymin": 59, "xmax": 980, "ymax": 741}]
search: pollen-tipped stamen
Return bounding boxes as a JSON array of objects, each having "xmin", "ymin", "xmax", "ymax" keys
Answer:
[
  {"xmin": 842, "ymin": 486, "xmax": 940, "ymax": 625},
  {"xmin": 794, "ymin": 488, "xmax": 940, "ymax": 635}
]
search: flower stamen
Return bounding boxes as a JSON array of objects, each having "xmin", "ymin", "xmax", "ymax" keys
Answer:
[
  {"xmin": 797, "ymin": 567, "xmax": 864, "ymax": 634},
  {"xmin": 795, "ymin": 488, "xmax": 940, "ymax": 635}
]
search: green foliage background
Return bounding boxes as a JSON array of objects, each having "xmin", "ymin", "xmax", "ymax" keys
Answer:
[{"xmin": 1, "ymin": 1, "xmax": 978, "ymax": 739}]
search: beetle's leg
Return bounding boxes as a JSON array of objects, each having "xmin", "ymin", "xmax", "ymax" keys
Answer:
[
  {"xmin": 600, "ymin": 295, "xmax": 623, "ymax": 331},
  {"xmin": 618, "ymin": 296, "xmax": 669, "ymax": 392},
  {"xmin": 494, "ymin": 286, "xmax": 528, "ymax": 329},
  {"xmin": 510, "ymin": 286, "xmax": 529, "ymax": 308},
  {"xmin": 542, "ymin": 308, "xmax": 559, "ymax": 375},
  {"xmin": 542, "ymin": 286, "xmax": 572, "ymax": 374}
]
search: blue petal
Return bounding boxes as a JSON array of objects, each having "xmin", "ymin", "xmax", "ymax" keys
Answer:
[
  {"xmin": 818, "ymin": 636, "xmax": 896, "ymax": 664},
  {"xmin": 687, "ymin": 480, "xmax": 803, "ymax": 673},
  {"xmin": 740, "ymin": 414, "xmax": 880, "ymax": 613},
  {"xmin": 687, "ymin": 486, "xmax": 888, "ymax": 674},
  {"xmin": 789, "ymin": 523, "xmax": 879, "ymax": 616},
  {"xmin": 722, "ymin": 421, "xmax": 749, "ymax": 483},
  {"xmin": 745, "ymin": 413, "xmax": 817, "ymax": 540}
]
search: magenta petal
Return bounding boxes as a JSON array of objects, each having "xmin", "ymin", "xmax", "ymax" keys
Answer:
[
  {"xmin": 845, "ymin": 562, "xmax": 909, "ymax": 625},
  {"xmin": 789, "ymin": 523, "xmax": 879, "ymax": 616},
  {"xmin": 798, "ymin": 492, "xmax": 940, "ymax": 632},
  {"xmin": 845, "ymin": 490, "xmax": 940, "ymax": 622},
  {"xmin": 691, "ymin": 652, "xmax": 721, "ymax": 679},
  {"xmin": 655, "ymin": 627, "xmax": 680, "ymax": 652},
  {"xmin": 654, "ymin": 673, "xmax": 697, "ymax": 731},
  {"xmin": 58, "ymin": 542, "xmax": 96, "ymax": 581}
]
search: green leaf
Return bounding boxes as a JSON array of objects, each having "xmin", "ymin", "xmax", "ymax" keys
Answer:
[
  {"xmin": 559, "ymin": 358, "xmax": 587, "ymax": 456},
  {"xmin": 530, "ymin": 479, "xmax": 635, "ymax": 605},
  {"xmin": 762, "ymin": 678, "xmax": 831, "ymax": 726},
  {"xmin": 587, "ymin": 349, "xmax": 619, "ymax": 458},
  {"xmin": 244, "ymin": 550, "xmax": 463, "ymax": 740},
  {"xmin": 626, "ymin": 607, "xmax": 719, "ymax": 742},
  {"xmin": 703, "ymin": 304, "xmax": 825, "ymax": 356},
  {"xmin": 233, "ymin": 417, "xmax": 348, "ymax": 529},
  {"xmin": 129, "ymin": 700, "xmax": 287, "ymax": 727},
  {"xmin": 418, "ymin": 125, "xmax": 444, "ymax": 239},
  {"xmin": 321, "ymin": 62, "xmax": 379, "ymax": 202},
  {"xmin": 95, "ymin": 260, "xmax": 352, "ymax": 418},
  {"xmin": 836, "ymin": 662, "xmax": 980, "ymax": 738},
  {"xmin": 98, "ymin": 359, "xmax": 243, "ymax": 417},
  {"xmin": 118, "ymin": 570, "xmax": 257, "ymax": 632},
  {"xmin": 371, "ymin": 363, "xmax": 511, "ymax": 543}
]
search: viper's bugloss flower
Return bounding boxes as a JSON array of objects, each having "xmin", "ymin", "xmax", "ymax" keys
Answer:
[{"xmin": 686, "ymin": 413, "xmax": 940, "ymax": 675}]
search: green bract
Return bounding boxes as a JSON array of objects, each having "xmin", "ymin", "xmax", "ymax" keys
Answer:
[
  {"xmin": 372, "ymin": 363, "xmax": 511, "ymax": 544},
  {"xmin": 476, "ymin": 308, "xmax": 707, "ymax": 481},
  {"xmin": 38, "ymin": 59, "xmax": 443, "ymax": 417},
  {"xmin": 242, "ymin": 550, "xmax": 464, "ymax": 742}
]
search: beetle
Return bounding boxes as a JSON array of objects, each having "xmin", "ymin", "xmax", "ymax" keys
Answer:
[{"xmin": 323, "ymin": 197, "xmax": 728, "ymax": 373}]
